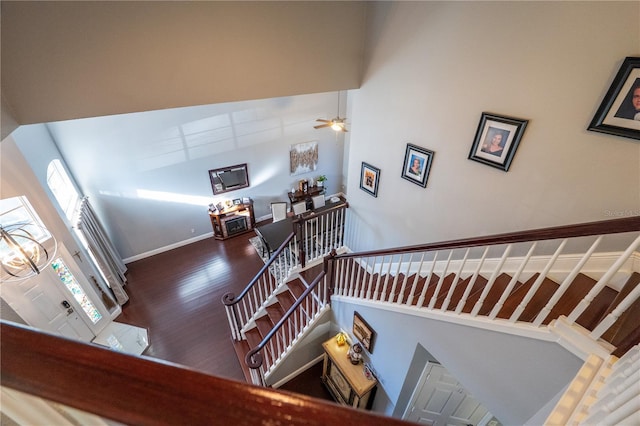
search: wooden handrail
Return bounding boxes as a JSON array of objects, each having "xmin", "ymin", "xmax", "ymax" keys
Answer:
[
  {"xmin": 336, "ymin": 216, "xmax": 640, "ymax": 260},
  {"xmin": 1, "ymin": 321, "xmax": 409, "ymax": 426}
]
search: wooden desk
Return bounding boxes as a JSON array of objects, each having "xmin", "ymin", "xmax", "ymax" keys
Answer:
[
  {"xmin": 288, "ymin": 185, "xmax": 325, "ymax": 206},
  {"xmin": 321, "ymin": 337, "xmax": 377, "ymax": 409}
]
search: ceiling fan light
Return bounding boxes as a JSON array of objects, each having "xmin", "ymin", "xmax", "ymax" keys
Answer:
[{"xmin": 331, "ymin": 122, "xmax": 343, "ymax": 131}]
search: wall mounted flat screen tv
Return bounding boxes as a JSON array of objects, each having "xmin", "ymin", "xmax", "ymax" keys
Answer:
[{"xmin": 209, "ymin": 163, "xmax": 250, "ymax": 195}]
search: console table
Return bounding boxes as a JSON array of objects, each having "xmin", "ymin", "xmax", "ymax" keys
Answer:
[
  {"xmin": 321, "ymin": 337, "xmax": 377, "ymax": 410},
  {"xmin": 288, "ymin": 185, "xmax": 325, "ymax": 207},
  {"xmin": 209, "ymin": 201, "xmax": 255, "ymax": 240}
]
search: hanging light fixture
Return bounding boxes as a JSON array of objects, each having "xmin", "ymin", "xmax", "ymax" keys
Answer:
[
  {"xmin": 0, "ymin": 222, "xmax": 57, "ymax": 281},
  {"xmin": 314, "ymin": 91, "xmax": 348, "ymax": 133}
]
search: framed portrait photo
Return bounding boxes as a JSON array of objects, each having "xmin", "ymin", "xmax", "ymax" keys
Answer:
[
  {"xmin": 468, "ymin": 112, "xmax": 528, "ymax": 172},
  {"xmin": 359, "ymin": 162, "xmax": 380, "ymax": 197},
  {"xmin": 353, "ymin": 311, "xmax": 376, "ymax": 353},
  {"xmin": 588, "ymin": 57, "xmax": 640, "ymax": 140},
  {"xmin": 401, "ymin": 143, "xmax": 434, "ymax": 188}
]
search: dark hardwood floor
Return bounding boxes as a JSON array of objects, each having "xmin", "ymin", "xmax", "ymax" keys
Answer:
[{"xmin": 116, "ymin": 228, "xmax": 333, "ymax": 402}]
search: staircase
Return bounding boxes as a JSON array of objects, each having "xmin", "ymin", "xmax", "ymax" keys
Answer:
[{"xmin": 224, "ymin": 214, "xmax": 640, "ymax": 422}]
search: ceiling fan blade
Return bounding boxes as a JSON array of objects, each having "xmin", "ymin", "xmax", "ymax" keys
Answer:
[
  {"xmin": 315, "ymin": 119, "xmax": 330, "ymax": 123},
  {"xmin": 314, "ymin": 123, "xmax": 331, "ymax": 129}
]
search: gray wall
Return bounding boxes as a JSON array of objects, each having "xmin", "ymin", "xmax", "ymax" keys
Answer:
[
  {"xmin": 331, "ymin": 300, "xmax": 583, "ymax": 425},
  {"xmin": 13, "ymin": 92, "xmax": 347, "ymax": 260},
  {"xmin": 346, "ymin": 1, "xmax": 640, "ymax": 253},
  {"xmin": 1, "ymin": 1, "xmax": 366, "ymax": 125}
]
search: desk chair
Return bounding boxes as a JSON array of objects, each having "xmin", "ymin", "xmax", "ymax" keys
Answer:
[
  {"xmin": 271, "ymin": 202, "xmax": 288, "ymax": 222},
  {"xmin": 311, "ymin": 195, "xmax": 326, "ymax": 209},
  {"xmin": 292, "ymin": 201, "xmax": 308, "ymax": 216}
]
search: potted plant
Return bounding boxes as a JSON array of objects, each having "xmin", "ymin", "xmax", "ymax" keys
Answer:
[{"xmin": 316, "ymin": 175, "xmax": 327, "ymax": 188}]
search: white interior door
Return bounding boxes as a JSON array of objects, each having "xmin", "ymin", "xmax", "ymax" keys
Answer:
[
  {"xmin": 1, "ymin": 267, "xmax": 95, "ymax": 341},
  {"xmin": 404, "ymin": 363, "xmax": 489, "ymax": 426}
]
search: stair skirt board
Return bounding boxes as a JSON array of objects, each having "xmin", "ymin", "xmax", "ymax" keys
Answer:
[
  {"xmin": 271, "ymin": 354, "xmax": 325, "ymax": 389},
  {"xmin": 351, "ymin": 251, "xmax": 639, "ymax": 293}
]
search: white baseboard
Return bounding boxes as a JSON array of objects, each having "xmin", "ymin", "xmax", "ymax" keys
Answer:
[{"xmin": 123, "ymin": 232, "xmax": 214, "ymax": 263}]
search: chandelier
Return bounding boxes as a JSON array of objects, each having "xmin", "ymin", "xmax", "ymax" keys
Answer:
[{"xmin": 0, "ymin": 222, "xmax": 57, "ymax": 281}]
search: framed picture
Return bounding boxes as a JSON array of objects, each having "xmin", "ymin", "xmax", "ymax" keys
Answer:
[
  {"xmin": 359, "ymin": 162, "xmax": 380, "ymax": 197},
  {"xmin": 401, "ymin": 143, "xmax": 434, "ymax": 188},
  {"xmin": 588, "ymin": 57, "xmax": 640, "ymax": 140},
  {"xmin": 290, "ymin": 141, "xmax": 318, "ymax": 176},
  {"xmin": 233, "ymin": 198, "xmax": 242, "ymax": 205},
  {"xmin": 468, "ymin": 112, "xmax": 528, "ymax": 172},
  {"xmin": 353, "ymin": 311, "xmax": 375, "ymax": 353}
]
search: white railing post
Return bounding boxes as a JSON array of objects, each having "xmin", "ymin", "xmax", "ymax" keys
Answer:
[
  {"xmin": 471, "ymin": 244, "xmax": 513, "ymax": 317},
  {"xmin": 455, "ymin": 247, "xmax": 488, "ymax": 314},
  {"xmin": 441, "ymin": 248, "xmax": 469, "ymax": 311},
  {"xmin": 590, "ymin": 282, "xmax": 640, "ymax": 340},
  {"xmin": 509, "ymin": 239, "xmax": 567, "ymax": 322},
  {"xmin": 568, "ymin": 234, "xmax": 640, "ymax": 323},
  {"xmin": 417, "ymin": 251, "xmax": 438, "ymax": 307},
  {"xmin": 428, "ymin": 250, "xmax": 453, "ymax": 309}
]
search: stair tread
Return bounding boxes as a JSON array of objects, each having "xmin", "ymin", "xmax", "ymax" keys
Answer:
[
  {"xmin": 287, "ymin": 279, "xmax": 306, "ymax": 299},
  {"xmin": 231, "ymin": 338, "xmax": 252, "ymax": 383},
  {"xmin": 601, "ymin": 272, "xmax": 640, "ymax": 344},
  {"xmin": 276, "ymin": 290, "xmax": 296, "ymax": 312},
  {"xmin": 576, "ymin": 286, "xmax": 619, "ymax": 331},
  {"xmin": 496, "ymin": 274, "xmax": 540, "ymax": 319},
  {"xmin": 542, "ymin": 273, "xmax": 597, "ymax": 325},
  {"xmin": 465, "ymin": 273, "xmax": 515, "ymax": 315}
]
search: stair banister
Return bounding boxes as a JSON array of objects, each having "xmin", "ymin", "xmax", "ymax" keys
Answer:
[
  {"xmin": 533, "ymin": 236, "xmax": 603, "ymax": 326},
  {"xmin": 567, "ymin": 234, "xmax": 640, "ymax": 323},
  {"xmin": 245, "ymin": 269, "xmax": 329, "ymax": 377},
  {"xmin": 509, "ymin": 239, "xmax": 568, "ymax": 322},
  {"xmin": 222, "ymin": 232, "xmax": 295, "ymax": 340},
  {"xmin": 2, "ymin": 322, "xmax": 412, "ymax": 426}
]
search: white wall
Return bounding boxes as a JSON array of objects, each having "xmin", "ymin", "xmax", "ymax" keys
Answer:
[
  {"xmin": 35, "ymin": 92, "xmax": 346, "ymax": 259},
  {"xmin": 331, "ymin": 300, "xmax": 583, "ymax": 425},
  {"xmin": 346, "ymin": 1, "xmax": 640, "ymax": 253}
]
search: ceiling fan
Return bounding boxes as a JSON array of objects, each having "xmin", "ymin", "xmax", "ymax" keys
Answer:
[{"xmin": 314, "ymin": 92, "xmax": 348, "ymax": 132}]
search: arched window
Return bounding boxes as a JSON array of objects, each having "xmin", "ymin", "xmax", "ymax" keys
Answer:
[{"xmin": 46, "ymin": 159, "xmax": 80, "ymax": 221}]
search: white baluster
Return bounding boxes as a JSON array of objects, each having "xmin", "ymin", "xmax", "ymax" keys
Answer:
[
  {"xmin": 397, "ymin": 253, "xmax": 414, "ymax": 304},
  {"xmin": 408, "ymin": 252, "xmax": 426, "ymax": 306},
  {"xmin": 472, "ymin": 244, "xmax": 513, "ymax": 317},
  {"xmin": 510, "ymin": 239, "xmax": 567, "ymax": 322},
  {"xmin": 568, "ymin": 234, "xmax": 640, "ymax": 323},
  {"xmin": 428, "ymin": 250, "xmax": 453, "ymax": 309},
  {"xmin": 417, "ymin": 251, "xmax": 438, "ymax": 307},
  {"xmin": 591, "ymin": 282, "xmax": 640, "ymax": 339},
  {"xmin": 486, "ymin": 243, "xmax": 534, "ymax": 319},
  {"xmin": 365, "ymin": 256, "xmax": 378, "ymax": 299},
  {"xmin": 441, "ymin": 248, "xmax": 469, "ymax": 311},
  {"xmin": 456, "ymin": 247, "xmax": 489, "ymax": 314},
  {"xmin": 388, "ymin": 254, "xmax": 404, "ymax": 302}
]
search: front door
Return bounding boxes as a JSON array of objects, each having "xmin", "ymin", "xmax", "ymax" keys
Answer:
[
  {"xmin": 404, "ymin": 363, "xmax": 490, "ymax": 425},
  {"xmin": 1, "ymin": 245, "xmax": 108, "ymax": 341},
  {"xmin": 2, "ymin": 266, "xmax": 95, "ymax": 341}
]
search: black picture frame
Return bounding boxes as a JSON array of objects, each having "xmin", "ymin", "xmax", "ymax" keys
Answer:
[
  {"xmin": 353, "ymin": 311, "xmax": 375, "ymax": 353},
  {"xmin": 359, "ymin": 162, "xmax": 380, "ymax": 197},
  {"xmin": 208, "ymin": 163, "xmax": 250, "ymax": 195},
  {"xmin": 468, "ymin": 112, "xmax": 528, "ymax": 172},
  {"xmin": 233, "ymin": 198, "xmax": 242, "ymax": 205},
  {"xmin": 588, "ymin": 57, "xmax": 640, "ymax": 140},
  {"xmin": 401, "ymin": 143, "xmax": 434, "ymax": 188}
]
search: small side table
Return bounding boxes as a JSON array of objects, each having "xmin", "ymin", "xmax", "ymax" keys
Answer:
[{"xmin": 321, "ymin": 337, "xmax": 377, "ymax": 410}]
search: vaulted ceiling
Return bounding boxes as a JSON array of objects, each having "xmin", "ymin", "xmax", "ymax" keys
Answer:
[{"xmin": 1, "ymin": 1, "xmax": 367, "ymax": 135}]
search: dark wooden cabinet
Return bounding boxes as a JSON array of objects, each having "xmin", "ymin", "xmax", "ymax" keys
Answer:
[
  {"xmin": 209, "ymin": 201, "xmax": 255, "ymax": 240},
  {"xmin": 288, "ymin": 185, "xmax": 325, "ymax": 209}
]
